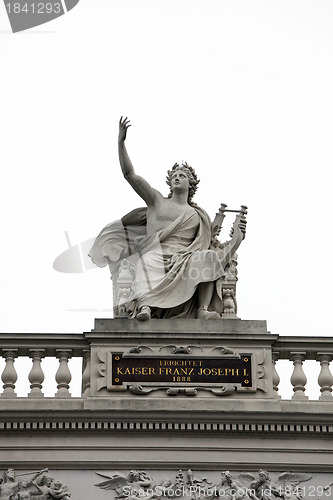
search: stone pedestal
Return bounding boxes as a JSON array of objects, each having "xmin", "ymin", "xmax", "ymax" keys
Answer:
[{"xmin": 86, "ymin": 318, "xmax": 275, "ymax": 399}]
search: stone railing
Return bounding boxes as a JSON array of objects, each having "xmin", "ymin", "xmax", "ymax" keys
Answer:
[
  {"xmin": 0, "ymin": 332, "xmax": 333, "ymax": 400},
  {"xmin": 272, "ymin": 336, "xmax": 333, "ymax": 401},
  {"xmin": 0, "ymin": 333, "xmax": 89, "ymax": 398}
]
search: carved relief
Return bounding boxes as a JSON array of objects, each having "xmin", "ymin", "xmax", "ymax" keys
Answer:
[
  {"xmin": 224, "ymin": 254, "xmax": 238, "ymax": 281},
  {"xmin": 127, "ymin": 385, "xmax": 236, "ymax": 397},
  {"xmin": 95, "ymin": 470, "xmax": 159, "ymax": 498},
  {"xmin": 210, "ymin": 346, "xmax": 238, "ymax": 356},
  {"xmin": 94, "ymin": 470, "xmax": 313, "ymax": 500},
  {"xmin": 113, "ymin": 259, "xmax": 134, "ymax": 318},
  {"xmin": 95, "ymin": 469, "xmax": 214, "ymax": 499},
  {"xmin": 0, "ymin": 467, "xmax": 317, "ymax": 500},
  {"xmin": 0, "ymin": 469, "xmax": 71, "ymax": 500},
  {"xmin": 160, "ymin": 345, "xmax": 201, "ymax": 355},
  {"xmin": 114, "ymin": 288, "xmax": 131, "ymax": 317},
  {"xmin": 237, "ymin": 470, "xmax": 312, "ymax": 500},
  {"xmin": 219, "ymin": 470, "xmax": 253, "ymax": 500},
  {"xmin": 222, "ymin": 289, "xmax": 237, "ymax": 315}
]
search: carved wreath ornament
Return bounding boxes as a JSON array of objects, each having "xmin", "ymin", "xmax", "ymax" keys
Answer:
[{"xmin": 94, "ymin": 469, "xmax": 321, "ymax": 500}]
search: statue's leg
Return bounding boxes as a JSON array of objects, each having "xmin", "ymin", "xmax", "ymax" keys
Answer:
[
  {"xmin": 197, "ymin": 282, "xmax": 220, "ymax": 319},
  {"xmin": 198, "ymin": 281, "xmax": 215, "ymax": 308}
]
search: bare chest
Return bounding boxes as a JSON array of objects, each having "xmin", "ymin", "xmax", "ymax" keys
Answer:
[{"xmin": 147, "ymin": 200, "xmax": 195, "ymax": 233}]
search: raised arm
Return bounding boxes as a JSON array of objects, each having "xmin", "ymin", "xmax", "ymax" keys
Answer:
[{"xmin": 118, "ymin": 117, "xmax": 157, "ymax": 205}]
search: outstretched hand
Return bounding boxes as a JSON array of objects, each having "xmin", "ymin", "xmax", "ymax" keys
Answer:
[{"xmin": 119, "ymin": 116, "xmax": 131, "ymax": 142}]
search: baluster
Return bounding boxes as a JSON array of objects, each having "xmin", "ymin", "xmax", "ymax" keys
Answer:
[
  {"xmin": 28, "ymin": 349, "xmax": 45, "ymax": 398},
  {"xmin": 290, "ymin": 352, "xmax": 308, "ymax": 400},
  {"xmin": 272, "ymin": 351, "xmax": 280, "ymax": 399},
  {"xmin": 317, "ymin": 353, "xmax": 333, "ymax": 401},
  {"xmin": 82, "ymin": 349, "xmax": 91, "ymax": 397},
  {"xmin": 1, "ymin": 349, "xmax": 18, "ymax": 398},
  {"xmin": 55, "ymin": 349, "xmax": 72, "ymax": 398}
]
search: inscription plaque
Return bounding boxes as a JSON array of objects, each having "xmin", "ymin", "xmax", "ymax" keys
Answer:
[{"xmin": 111, "ymin": 354, "xmax": 252, "ymax": 387}]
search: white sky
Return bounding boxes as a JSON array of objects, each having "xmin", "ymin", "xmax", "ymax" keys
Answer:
[{"xmin": 1, "ymin": 0, "xmax": 333, "ymax": 341}]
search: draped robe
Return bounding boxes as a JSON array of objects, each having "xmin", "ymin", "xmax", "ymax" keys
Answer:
[{"xmin": 89, "ymin": 205, "xmax": 225, "ymax": 318}]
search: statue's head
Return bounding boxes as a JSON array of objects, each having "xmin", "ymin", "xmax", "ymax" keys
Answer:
[
  {"xmin": 258, "ymin": 470, "xmax": 269, "ymax": 481},
  {"xmin": 3, "ymin": 469, "xmax": 15, "ymax": 481},
  {"xmin": 53, "ymin": 480, "xmax": 62, "ymax": 490},
  {"xmin": 40, "ymin": 475, "xmax": 53, "ymax": 487},
  {"xmin": 19, "ymin": 480, "xmax": 28, "ymax": 489},
  {"xmin": 128, "ymin": 470, "xmax": 140, "ymax": 482},
  {"xmin": 166, "ymin": 162, "xmax": 199, "ymax": 204},
  {"xmin": 221, "ymin": 471, "xmax": 231, "ymax": 483}
]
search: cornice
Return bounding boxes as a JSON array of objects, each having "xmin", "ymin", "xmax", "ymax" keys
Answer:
[{"xmin": 0, "ymin": 398, "xmax": 332, "ymax": 436}]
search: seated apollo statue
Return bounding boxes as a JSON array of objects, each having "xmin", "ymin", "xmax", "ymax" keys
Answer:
[{"xmin": 89, "ymin": 117, "xmax": 246, "ymax": 321}]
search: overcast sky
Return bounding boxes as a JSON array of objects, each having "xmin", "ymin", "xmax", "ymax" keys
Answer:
[{"xmin": 1, "ymin": 0, "xmax": 333, "ymax": 343}]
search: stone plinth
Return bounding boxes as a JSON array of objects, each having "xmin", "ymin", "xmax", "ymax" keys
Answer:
[
  {"xmin": 86, "ymin": 318, "xmax": 276, "ymax": 399},
  {"xmin": 90, "ymin": 318, "xmax": 269, "ymax": 335}
]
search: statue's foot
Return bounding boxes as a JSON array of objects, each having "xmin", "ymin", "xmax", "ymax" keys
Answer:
[
  {"xmin": 136, "ymin": 306, "xmax": 151, "ymax": 321},
  {"xmin": 197, "ymin": 307, "xmax": 220, "ymax": 320}
]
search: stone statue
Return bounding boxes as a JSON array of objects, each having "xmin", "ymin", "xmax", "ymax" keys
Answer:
[
  {"xmin": 36, "ymin": 476, "xmax": 71, "ymax": 500},
  {"xmin": 0, "ymin": 470, "xmax": 72, "ymax": 500},
  {"xmin": 11, "ymin": 479, "xmax": 44, "ymax": 499},
  {"xmin": 94, "ymin": 469, "xmax": 214, "ymax": 499},
  {"xmin": 0, "ymin": 469, "xmax": 48, "ymax": 500},
  {"xmin": 249, "ymin": 470, "xmax": 283, "ymax": 500},
  {"xmin": 94, "ymin": 470, "xmax": 154, "ymax": 498},
  {"xmin": 89, "ymin": 117, "xmax": 246, "ymax": 320},
  {"xmin": 94, "ymin": 470, "xmax": 315, "ymax": 500},
  {"xmin": 46, "ymin": 480, "xmax": 71, "ymax": 499},
  {"xmin": 0, "ymin": 468, "xmax": 19, "ymax": 499},
  {"xmin": 35, "ymin": 475, "xmax": 53, "ymax": 500},
  {"xmin": 219, "ymin": 471, "xmax": 252, "ymax": 500},
  {"xmin": 239, "ymin": 470, "xmax": 312, "ymax": 500}
]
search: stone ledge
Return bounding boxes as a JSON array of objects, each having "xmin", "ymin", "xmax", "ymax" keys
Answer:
[
  {"xmin": 0, "ymin": 397, "xmax": 332, "ymax": 420},
  {"xmin": 88, "ymin": 318, "xmax": 270, "ymax": 336}
]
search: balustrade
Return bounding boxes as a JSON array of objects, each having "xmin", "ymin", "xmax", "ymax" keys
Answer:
[
  {"xmin": 0, "ymin": 333, "xmax": 332, "ymax": 401},
  {"xmin": 0, "ymin": 333, "xmax": 87, "ymax": 398},
  {"xmin": 272, "ymin": 337, "xmax": 333, "ymax": 400}
]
